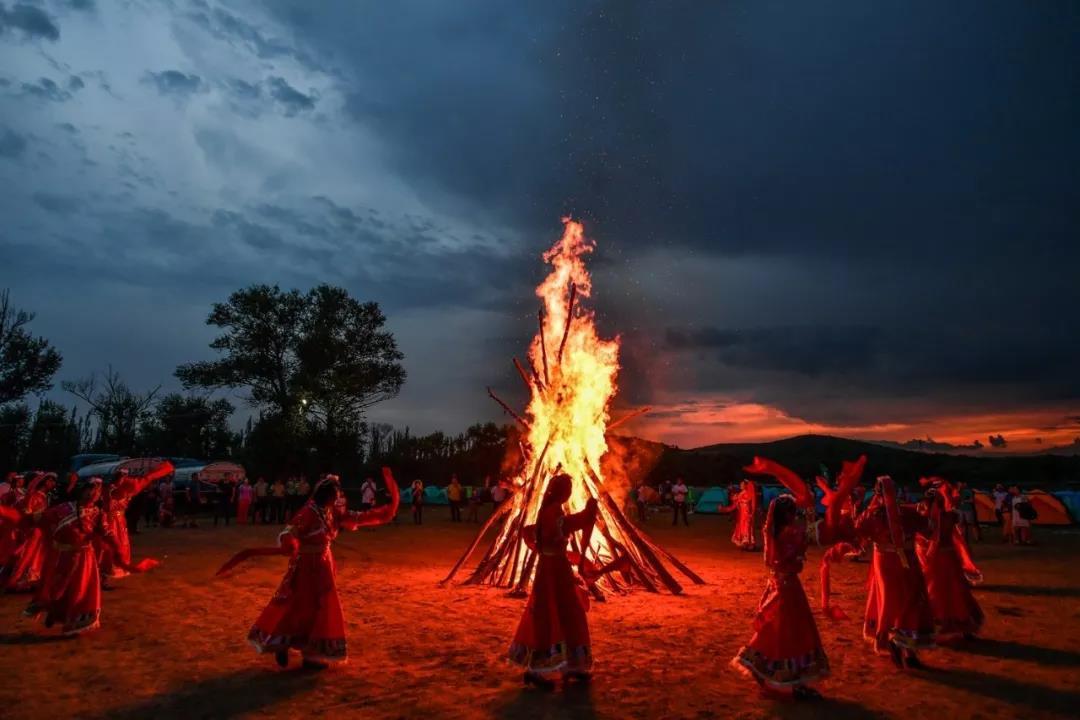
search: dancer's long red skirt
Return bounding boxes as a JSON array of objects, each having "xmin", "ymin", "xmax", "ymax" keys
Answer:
[
  {"xmin": 248, "ymin": 546, "xmax": 348, "ymax": 663},
  {"xmin": 732, "ymin": 505, "xmax": 756, "ymax": 550},
  {"xmin": 734, "ymin": 572, "xmax": 829, "ymax": 688},
  {"xmin": 863, "ymin": 546, "xmax": 935, "ymax": 652},
  {"xmin": 918, "ymin": 544, "xmax": 984, "ymax": 639},
  {"xmin": 29, "ymin": 542, "xmax": 102, "ymax": 635},
  {"xmin": 4, "ymin": 526, "xmax": 46, "ymax": 591},
  {"xmin": 508, "ymin": 552, "xmax": 592, "ymax": 675}
]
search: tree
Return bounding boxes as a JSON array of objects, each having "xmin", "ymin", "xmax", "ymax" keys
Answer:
[
  {"xmin": 139, "ymin": 394, "xmax": 236, "ymax": 460},
  {"xmin": 177, "ymin": 284, "xmax": 406, "ymax": 435},
  {"xmin": 0, "ymin": 403, "xmax": 30, "ymax": 471},
  {"xmin": 62, "ymin": 366, "xmax": 160, "ymax": 454},
  {"xmin": 23, "ymin": 400, "xmax": 81, "ymax": 471},
  {"xmin": 0, "ymin": 289, "xmax": 63, "ymax": 405}
]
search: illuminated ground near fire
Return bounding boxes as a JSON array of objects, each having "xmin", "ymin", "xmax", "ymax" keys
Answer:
[{"xmin": 1, "ymin": 514, "xmax": 1077, "ymax": 719}]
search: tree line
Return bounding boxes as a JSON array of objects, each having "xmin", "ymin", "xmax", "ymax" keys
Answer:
[{"xmin": 0, "ymin": 284, "xmax": 518, "ymax": 485}]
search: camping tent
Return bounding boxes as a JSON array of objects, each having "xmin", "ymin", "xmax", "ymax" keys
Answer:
[
  {"xmin": 694, "ymin": 487, "xmax": 730, "ymax": 514},
  {"xmin": 1027, "ymin": 490, "xmax": 1072, "ymax": 526}
]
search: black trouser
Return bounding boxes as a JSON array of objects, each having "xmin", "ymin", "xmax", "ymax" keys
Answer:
[
  {"xmin": 254, "ymin": 498, "xmax": 268, "ymax": 523},
  {"xmin": 270, "ymin": 497, "xmax": 283, "ymax": 523},
  {"xmin": 413, "ymin": 503, "xmax": 423, "ymax": 524},
  {"xmin": 636, "ymin": 500, "xmax": 647, "ymax": 523},
  {"xmin": 144, "ymin": 498, "xmax": 159, "ymax": 526},
  {"xmin": 672, "ymin": 501, "xmax": 689, "ymax": 526},
  {"xmin": 449, "ymin": 500, "xmax": 461, "ymax": 522},
  {"xmin": 214, "ymin": 499, "xmax": 232, "ymax": 526}
]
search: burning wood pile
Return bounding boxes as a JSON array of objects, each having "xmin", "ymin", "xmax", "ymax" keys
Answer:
[{"xmin": 442, "ymin": 219, "xmax": 703, "ymax": 598}]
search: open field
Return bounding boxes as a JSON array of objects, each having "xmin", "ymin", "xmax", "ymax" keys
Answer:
[{"xmin": 1, "ymin": 510, "xmax": 1078, "ymax": 719}]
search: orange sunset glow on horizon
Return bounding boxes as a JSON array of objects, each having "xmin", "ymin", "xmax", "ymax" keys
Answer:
[{"xmin": 620, "ymin": 396, "xmax": 1080, "ymax": 454}]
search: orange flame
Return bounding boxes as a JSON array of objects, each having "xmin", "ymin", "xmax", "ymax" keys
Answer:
[{"xmin": 498, "ymin": 218, "xmax": 621, "ymax": 577}]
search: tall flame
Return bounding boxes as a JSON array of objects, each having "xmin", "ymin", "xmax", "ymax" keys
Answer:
[
  {"xmin": 444, "ymin": 217, "xmax": 702, "ymax": 594},
  {"xmin": 524, "ymin": 218, "xmax": 620, "ymax": 521}
]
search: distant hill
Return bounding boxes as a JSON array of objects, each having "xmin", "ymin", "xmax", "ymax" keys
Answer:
[{"xmin": 609, "ymin": 433, "xmax": 1080, "ymax": 490}]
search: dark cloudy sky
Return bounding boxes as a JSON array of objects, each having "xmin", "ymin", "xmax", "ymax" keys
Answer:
[{"xmin": 1, "ymin": 1, "xmax": 1078, "ymax": 451}]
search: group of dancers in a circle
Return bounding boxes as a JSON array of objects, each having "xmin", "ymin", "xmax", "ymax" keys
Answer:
[{"xmin": 0, "ymin": 456, "xmax": 985, "ymax": 701}]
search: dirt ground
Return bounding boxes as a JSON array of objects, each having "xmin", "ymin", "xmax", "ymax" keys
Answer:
[{"xmin": 1, "ymin": 508, "xmax": 1078, "ymax": 720}]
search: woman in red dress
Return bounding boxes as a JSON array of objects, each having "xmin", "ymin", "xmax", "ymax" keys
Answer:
[
  {"xmin": 915, "ymin": 487, "xmax": 984, "ymax": 642},
  {"xmin": 508, "ymin": 473, "xmax": 597, "ymax": 689},
  {"xmin": 732, "ymin": 494, "xmax": 829, "ymax": 699},
  {"xmin": 244, "ymin": 471, "xmax": 398, "ymax": 669},
  {"xmin": 721, "ymin": 480, "xmax": 759, "ymax": 551},
  {"xmin": 20, "ymin": 477, "xmax": 154, "ymax": 635},
  {"xmin": 856, "ymin": 476, "xmax": 935, "ymax": 668},
  {"xmin": 98, "ymin": 464, "xmax": 172, "ymax": 580},
  {"xmin": 2, "ymin": 472, "xmax": 56, "ymax": 592}
]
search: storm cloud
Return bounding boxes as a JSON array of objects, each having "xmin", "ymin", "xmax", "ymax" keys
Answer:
[{"xmin": 0, "ymin": 1, "xmax": 1077, "ymax": 444}]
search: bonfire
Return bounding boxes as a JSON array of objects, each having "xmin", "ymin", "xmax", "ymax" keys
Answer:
[{"xmin": 442, "ymin": 219, "xmax": 703, "ymax": 598}]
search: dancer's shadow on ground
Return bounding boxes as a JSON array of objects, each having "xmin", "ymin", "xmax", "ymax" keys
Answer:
[
  {"xmin": 0, "ymin": 632, "xmax": 75, "ymax": 645},
  {"xmin": 494, "ymin": 681, "xmax": 597, "ymax": 720},
  {"xmin": 977, "ymin": 583, "xmax": 1080, "ymax": 598},
  {"xmin": 918, "ymin": 666, "xmax": 1080, "ymax": 717},
  {"xmin": 769, "ymin": 696, "xmax": 884, "ymax": 720},
  {"xmin": 962, "ymin": 638, "xmax": 1080, "ymax": 668},
  {"xmin": 97, "ymin": 668, "xmax": 316, "ymax": 720}
]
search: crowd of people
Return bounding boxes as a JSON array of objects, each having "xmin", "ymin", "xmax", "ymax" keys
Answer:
[{"xmin": 0, "ymin": 459, "xmax": 1052, "ymax": 700}]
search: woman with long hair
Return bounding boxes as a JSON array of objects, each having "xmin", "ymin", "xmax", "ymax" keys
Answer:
[
  {"xmin": 508, "ymin": 473, "xmax": 598, "ymax": 689},
  {"xmin": 226, "ymin": 470, "xmax": 399, "ymax": 669},
  {"xmin": 732, "ymin": 494, "xmax": 829, "ymax": 699},
  {"xmin": 915, "ymin": 487, "xmax": 984, "ymax": 643},
  {"xmin": 721, "ymin": 479, "xmax": 759, "ymax": 551},
  {"xmin": 856, "ymin": 476, "xmax": 935, "ymax": 668}
]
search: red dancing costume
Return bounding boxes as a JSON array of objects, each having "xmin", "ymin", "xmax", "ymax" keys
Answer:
[
  {"xmin": 20, "ymin": 478, "xmax": 155, "ymax": 635},
  {"xmin": 2, "ymin": 474, "xmax": 55, "ymax": 591},
  {"xmin": 856, "ymin": 477, "xmax": 935, "ymax": 663},
  {"xmin": 732, "ymin": 495, "xmax": 829, "ymax": 692},
  {"xmin": 508, "ymin": 473, "xmax": 597, "ymax": 686},
  {"xmin": 916, "ymin": 491, "xmax": 984, "ymax": 641},
  {"xmin": 721, "ymin": 480, "xmax": 759, "ymax": 550},
  {"xmin": 98, "ymin": 464, "xmax": 172, "ymax": 579},
  {"xmin": 224, "ymin": 470, "xmax": 398, "ymax": 668}
]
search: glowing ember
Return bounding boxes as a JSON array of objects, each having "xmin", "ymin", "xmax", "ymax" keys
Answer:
[{"xmin": 443, "ymin": 219, "xmax": 702, "ymax": 596}]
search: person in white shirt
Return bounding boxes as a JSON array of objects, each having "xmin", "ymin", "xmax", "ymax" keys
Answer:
[
  {"xmin": 671, "ymin": 478, "xmax": 689, "ymax": 526},
  {"xmin": 635, "ymin": 483, "xmax": 650, "ymax": 523},
  {"xmin": 360, "ymin": 477, "xmax": 377, "ymax": 510}
]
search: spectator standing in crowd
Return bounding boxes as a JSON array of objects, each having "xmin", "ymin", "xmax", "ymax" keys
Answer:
[
  {"xmin": 0, "ymin": 471, "xmax": 13, "ymax": 497},
  {"xmin": 491, "ymin": 480, "xmax": 507, "ymax": 509},
  {"xmin": 1010, "ymin": 487, "xmax": 1035, "ymax": 545},
  {"xmin": 957, "ymin": 482, "xmax": 981, "ymax": 543},
  {"xmin": 254, "ymin": 477, "xmax": 270, "ymax": 524},
  {"xmin": 411, "ymin": 478, "xmax": 425, "ymax": 524},
  {"xmin": 360, "ymin": 476, "xmax": 378, "ymax": 511},
  {"xmin": 285, "ymin": 477, "xmax": 299, "ymax": 517},
  {"xmin": 999, "ymin": 485, "xmax": 1014, "ymax": 543},
  {"xmin": 271, "ymin": 477, "xmax": 287, "ymax": 523},
  {"xmin": 144, "ymin": 481, "xmax": 160, "ymax": 529},
  {"xmin": 237, "ymin": 477, "xmax": 254, "ymax": 524},
  {"xmin": 183, "ymin": 472, "xmax": 202, "ymax": 528},
  {"xmin": 447, "ymin": 474, "xmax": 464, "ymax": 522},
  {"xmin": 214, "ymin": 474, "xmax": 235, "ymax": 527},
  {"xmin": 992, "ymin": 484, "xmax": 1009, "ymax": 539},
  {"xmin": 671, "ymin": 477, "xmax": 690, "ymax": 526},
  {"xmin": 659, "ymin": 478, "xmax": 673, "ymax": 511},
  {"xmin": 158, "ymin": 475, "xmax": 176, "ymax": 527},
  {"xmin": 298, "ymin": 476, "xmax": 311, "ymax": 503},
  {"xmin": 466, "ymin": 476, "xmax": 489, "ymax": 523},
  {"xmin": 635, "ymin": 482, "xmax": 649, "ymax": 523}
]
